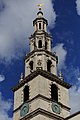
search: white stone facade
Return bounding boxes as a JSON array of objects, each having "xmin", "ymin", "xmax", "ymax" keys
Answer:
[
  {"xmin": 13, "ymin": 8, "xmax": 80, "ymax": 120},
  {"xmin": 25, "ymin": 51, "xmax": 57, "ymax": 77},
  {"xmin": 13, "ymin": 75, "xmax": 70, "ymax": 120}
]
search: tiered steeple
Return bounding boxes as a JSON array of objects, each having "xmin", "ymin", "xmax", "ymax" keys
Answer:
[
  {"xmin": 12, "ymin": 6, "xmax": 71, "ymax": 120},
  {"xmin": 30, "ymin": 8, "xmax": 51, "ymax": 52},
  {"xmin": 25, "ymin": 8, "xmax": 58, "ymax": 77}
]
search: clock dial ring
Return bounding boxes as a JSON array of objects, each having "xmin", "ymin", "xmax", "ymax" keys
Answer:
[
  {"xmin": 51, "ymin": 102, "xmax": 61, "ymax": 114},
  {"xmin": 20, "ymin": 102, "xmax": 29, "ymax": 117}
]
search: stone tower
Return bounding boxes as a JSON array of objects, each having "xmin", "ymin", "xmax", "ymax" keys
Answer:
[{"xmin": 12, "ymin": 6, "xmax": 71, "ymax": 120}]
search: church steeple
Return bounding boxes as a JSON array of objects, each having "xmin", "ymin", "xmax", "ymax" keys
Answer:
[
  {"xmin": 29, "ymin": 7, "xmax": 51, "ymax": 52},
  {"xmin": 33, "ymin": 5, "xmax": 48, "ymax": 32},
  {"xmin": 12, "ymin": 6, "xmax": 71, "ymax": 120},
  {"xmin": 24, "ymin": 6, "xmax": 58, "ymax": 77}
]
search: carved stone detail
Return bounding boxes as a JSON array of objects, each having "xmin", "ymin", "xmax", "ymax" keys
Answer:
[{"xmin": 37, "ymin": 59, "xmax": 42, "ymax": 66}]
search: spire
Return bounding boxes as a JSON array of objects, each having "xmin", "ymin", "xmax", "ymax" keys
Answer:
[
  {"xmin": 37, "ymin": 4, "xmax": 43, "ymax": 18},
  {"xmin": 33, "ymin": 2, "xmax": 48, "ymax": 33},
  {"xmin": 37, "ymin": 0, "xmax": 43, "ymax": 11},
  {"xmin": 38, "ymin": 4, "xmax": 43, "ymax": 11},
  {"xmin": 37, "ymin": 0, "xmax": 44, "ymax": 18}
]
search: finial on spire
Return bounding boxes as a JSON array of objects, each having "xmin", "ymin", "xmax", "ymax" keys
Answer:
[
  {"xmin": 59, "ymin": 70, "xmax": 64, "ymax": 81},
  {"xmin": 38, "ymin": 4, "xmax": 43, "ymax": 11},
  {"xmin": 19, "ymin": 73, "xmax": 23, "ymax": 82}
]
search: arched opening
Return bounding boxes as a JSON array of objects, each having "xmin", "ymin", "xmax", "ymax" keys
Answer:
[
  {"xmin": 45, "ymin": 41, "xmax": 47, "ymax": 50},
  {"xmin": 51, "ymin": 84, "xmax": 58, "ymax": 102},
  {"xmin": 39, "ymin": 23, "xmax": 41, "ymax": 29},
  {"xmin": 38, "ymin": 40, "xmax": 42, "ymax": 48},
  {"xmin": 24, "ymin": 86, "xmax": 29, "ymax": 102},
  {"xmin": 34, "ymin": 41, "xmax": 36, "ymax": 49},
  {"xmin": 29, "ymin": 61, "xmax": 33, "ymax": 71},
  {"xmin": 36, "ymin": 24, "xmax": 38, "ymax": 31},
  {"xmin": 43, "ymin": 23, "xmax": 45, "ymax": 30},
  {"xmin": 47, "ymin": 60, "xmax": 52, "ymax": 72}
]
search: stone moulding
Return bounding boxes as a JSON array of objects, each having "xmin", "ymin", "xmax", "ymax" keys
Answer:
[{"xmin": 12, "ymin": 69, "xmax": 71, "ymax": 92}]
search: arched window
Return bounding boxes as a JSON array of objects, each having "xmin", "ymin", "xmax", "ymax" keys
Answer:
[
  {"xmin": 36, "ymin": 24, "xmax": 38, "ymax": 31},
  {"xmin": 34, "ymin": 41, "xmax": 36, "ymax": 48},
  {"xmin": 51, "ymin": 84, "xmax": 58, "ymax": 102},
  {"xmin": 47, "ymin": 60, "xmax": 52, "ymax": 72},
  {"xmin": 39, "ymin": 23, "xmax": 41, "ymax": 29},
  {"xmin": 38, "ymin": 40, "xmax": 42, "ymax": 48},
  {"xmin": 29, "ymin": 61, "xmax": 33, "ymax": 71},
  {"xmin": 24, "ymin": 86, "xmax": 29, "ymax": 102},
  {"xmin": 45, "ymin": 41, "xmax": 47, "ymax": 50},
  {"xmin": 43, "ymin": 23, "xmax": 45, "ymax": 30}
]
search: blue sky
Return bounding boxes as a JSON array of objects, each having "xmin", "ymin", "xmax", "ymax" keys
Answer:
[{"xmin": 0, "ymin": 0, "xmax": 80, "ymax": 119}]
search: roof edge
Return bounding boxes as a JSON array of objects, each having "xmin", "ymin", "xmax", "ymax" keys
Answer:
[
  {"xmin": 12, "ymin": 69, "xmax": 71, "ymax": 92},
  {"xmin": 65, "ymin": 111, "xmax": 80, "ymax": 119}
]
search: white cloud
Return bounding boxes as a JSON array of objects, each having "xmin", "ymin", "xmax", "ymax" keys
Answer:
[
  {"xmin": 78, "ymin": 77, "xmax": 80, "ymax": 81},
  {"xmin": 52, "ymin": 43, "xmax": 67, "ymax": 70},
  {"xmin": 0, "ymin": 92, "xmax": 12, "ymax": 120},
  {"xmin": 76, "ymin": 0, "xmax": 80, "ymax": 15},
  {"xmin": 0, "ymin": 74, "xmax": 5, "ymax": 82},
  {"xmin": 63, "ymin": 66, "xmax": 80, "ymax": 114},
  {"xmin": 64, "ymin": 66, "xmax": 80, "ymax": 84},
  {"xmin": 0, "ymin": 0, "xmax": 56, "ymax": 63},
  {"xmin": 70, "ymin": 85, "xmax": 80, "ymax": 114},
  {"xmin": 74, "ymin": 67, "xmax": 80, "ymax": 81},
  {"xmin": 51, "ymin": 43, "xmax": 80, "ymax": 115}
]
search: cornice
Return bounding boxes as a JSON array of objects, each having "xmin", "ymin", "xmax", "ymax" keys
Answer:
[
  {"xmin": 28, "ymin": 94, "xmax": 71, "ymax": 111},
  {"xmin": 65, "ymin": 111, "xmax": 80, "ymax": 119},
  {"xmin": 20, "ymin": 108, "xmax": 64, "ymax": 120},
  {"xmin": 33, "ymin": 17, "xmax": 48, "ymax": 26},
  {"xmin": 29, "ymin": 30, "xmax": 51, "ymax": 39},
  {"xmin": 13, "ymin": 94, "xmax": 70, "ymax": 113},
  {"xmin": 25, "ymin": 49, "xmax": 58, "ymax": 63},
  {"xmin": 12, "ymin": 69, "xmax": 71, "ymax": 92}
]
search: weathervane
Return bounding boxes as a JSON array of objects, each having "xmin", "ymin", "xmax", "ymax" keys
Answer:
[{"xmin": 37, "ymin": 0, "xmax": 43, "ymax": 11}]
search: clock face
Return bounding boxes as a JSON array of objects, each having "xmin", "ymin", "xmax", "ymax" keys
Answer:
[
  {"xmin": 20, "ymin": 102, "xmax": 29, "ymax": 117},
  {"xmin": 51, "ymin": 102, "xmax": 61, "ymax": 114}
]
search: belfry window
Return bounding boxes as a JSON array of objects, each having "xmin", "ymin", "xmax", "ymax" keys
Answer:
[
  {"xmin": 24, "ymin": 86, "xmax": 29, "ymax": 102},
  {"xmin": 34, "ymin": 41, "xmax": 36, "ymax": 49},
  {"xmin": 29, "ymin": 61, "xmax": 33, "ymax": 70},
  {"xmin": 43, "ymin": 23, "xmax": 45, "ymax": 30},
  {"xmin": 51, "ymin": 84, "xmax": 58, "ymax": 102},
  {"xmin": 38, "ymin": 40, "xmax": 42, "ymax": 48},
  {"xmin": 47, "ymin": 60, "xmax": 52, "ymax": 72},
  {"xmin": 36, "ymin": 24, "xmax": 37, "ymax": 31},
  {"xmin": 39, "ymin": 23, "xmax": 41, "ymax": 29},
  {"xmin": 45, "ymin": 41, "xmax": 47, "ymax": 50}
]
